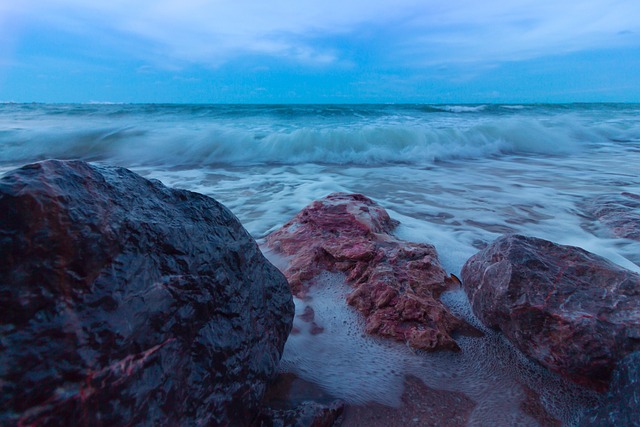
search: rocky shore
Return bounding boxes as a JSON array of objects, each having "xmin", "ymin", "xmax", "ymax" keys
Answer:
[{"xmin": 2, "ymin": 160, "xmax": 639, "ymax": 426}]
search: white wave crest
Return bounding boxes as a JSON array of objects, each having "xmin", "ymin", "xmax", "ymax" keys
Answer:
[
  {"xmin": 435, "ymin": 105, "xmax": 488, "ymax": 113},
  {"xmin": 0, "ymin": 106, "xmax": 636, "ymax": 168}
]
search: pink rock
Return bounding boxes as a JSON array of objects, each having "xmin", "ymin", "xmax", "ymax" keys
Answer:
[
  {"xmin": 298, "ymin": 305, "xmax": 325, "ymax": 335},
  {"xmin": 588, "ymin": 192, "xmax": 640, "ymax": 241},
  {"xmin": 342, "ymin": 375, "xmax": 476, "ymax": 427},
  {"xmin": 461, "ymin": 234, "xmax": 640, "ymax": 391},
  {"xmin": 266, "ymin": 193, "xmax": 470, "ymax": 351}
]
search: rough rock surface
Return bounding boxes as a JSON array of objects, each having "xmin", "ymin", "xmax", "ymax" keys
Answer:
[
  {"xmin": 461, "ymin": 234, "xmax": 640, "ymax": 391},
  {"xmin": 587, "ymin": 192, "xmax": 640, "ymax": 240},
  {"xmin": 265, "ymin": 192, "xmax": 468, "ymax": 351},
  {"xmin": 0, "ymin": 160, "xmax": 294, "ymax": 425},
  {"xmin": 579, "ymin": 351, "xmax": 640, "ymax": 426}
]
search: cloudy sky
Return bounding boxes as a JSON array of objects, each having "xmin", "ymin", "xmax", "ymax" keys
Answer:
[{"xmin": 1, "ymin": 0, "xmax": 639, "ymax": 103}]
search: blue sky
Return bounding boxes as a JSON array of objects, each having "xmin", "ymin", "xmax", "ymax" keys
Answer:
[{"xmin": 1, "ymin": 0, "xmax": 639, "ymax": 103}]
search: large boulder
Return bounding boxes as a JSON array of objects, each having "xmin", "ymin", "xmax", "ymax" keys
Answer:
[
  {"xmin": 461, "ymin": 234, "xmax": 640, "ymax": 391},
  {"xmin": 0, "ymin": 160, "xmax": 294, "ymax": 425},
  {"xmin": 265, "ymin": 193, "xmax": 469, "ymax": 352}
]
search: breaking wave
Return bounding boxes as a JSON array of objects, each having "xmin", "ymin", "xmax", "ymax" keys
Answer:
[{"xmin": 0, "ymin": 103, "xmax": 638, "ymax": 167}]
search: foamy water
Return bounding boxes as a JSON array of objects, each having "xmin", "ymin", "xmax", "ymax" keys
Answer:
[
  {"xmin": 2, "ymin": 103, "xmax": 639, "ymax": 425},
  {"xmin": 276, "ymin": 272, "xmax": 599, "ymax": 425}
]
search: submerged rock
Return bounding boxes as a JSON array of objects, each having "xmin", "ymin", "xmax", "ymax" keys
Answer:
[
  {"xmin": 579, "ymin": 351, "xmax": 640, "ymax": 426},
  {"xmin": 461, "ymin": 234, "xmax": 640, "ymax": 391},
  {"xmin": 587, "ymin": 192, "xmax": 640, "ymax": 240},
  {"xmin": 0, "ymin": 160, "xmax": 294, "ymax": 425},
  {"xmin": 257, "ymin": 372, "xmax": 345, "ymax": 427},
  {"xmin": 341, "ymin": 375, "xmax": 475, "ymax": 427},
  {"xmin": 257, "ymin": 400, "xmax": 345, "ymax": 427},
  {"xmin": 265, "ymin": 192, "xmax": 469, "ymax": 352}
]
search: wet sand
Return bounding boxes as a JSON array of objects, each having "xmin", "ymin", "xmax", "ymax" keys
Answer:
[{"xmin": 262, "ymin": 372, "xmax": 562, "ymax": 426}]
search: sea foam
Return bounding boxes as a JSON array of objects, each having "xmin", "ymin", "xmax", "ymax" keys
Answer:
[{"xmin": 278, "ymin": 272, "xmax": 599, "ymax": 426}]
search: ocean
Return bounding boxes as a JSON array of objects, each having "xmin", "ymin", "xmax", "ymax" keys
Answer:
[{"xmin": 2, "ymin": 103, "xmax": 639, "ymax": 425}]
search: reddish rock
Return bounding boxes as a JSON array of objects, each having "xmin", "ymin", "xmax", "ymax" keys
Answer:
[
  {"xmin": 266, "ymin": 193, "xmax": 469, "ymax": 352},
  {"xmin": 341, "ymin": 375, "xmax": 475, "ymax": 427},
  {"xmin": 587, "ymin": 192, "xmax": 640, "ymax": 240},
  {"xmin": 461, "ymin": 234, "xmax": 640, "ymax": 391},
  {"xmin": 579, "ymin": 351, "xmax": 640, "ymax": 426},
  {"xmin": 0, "ymin": 160, "xmax": 294, "ymax": 425},
  {"xmin": 297, "ymin": 305, "xmax": 325, "ymax": 335},
  {"xmin": 519, "ymin": 385, "xmax": 562, "ymax": 427}
]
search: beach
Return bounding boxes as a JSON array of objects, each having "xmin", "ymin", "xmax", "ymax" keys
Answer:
[{"xmin": 2, "ymin": 103, "xmax": 639, "ymax": 425}]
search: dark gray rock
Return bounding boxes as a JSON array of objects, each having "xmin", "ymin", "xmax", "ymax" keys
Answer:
[
  {"xmin": 579, "ymin": 351, "xmax": 640, "ymax": 426},
  {"xmin": 461, "ymin": 234, "xmax": 640, "ymax": 391},
  {"xmin": 0, "ymin": 160, "xmax": 294, "ymax": 426}
]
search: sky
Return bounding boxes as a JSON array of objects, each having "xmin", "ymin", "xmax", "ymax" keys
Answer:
[{"xmin": 1, "ymin": 0, "xmax": 639, "ymax": 103}]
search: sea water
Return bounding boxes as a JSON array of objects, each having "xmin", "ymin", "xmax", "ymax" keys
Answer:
[{"xmin": 1, "ymin": 103, "xmax": 639, "ymax": 425}]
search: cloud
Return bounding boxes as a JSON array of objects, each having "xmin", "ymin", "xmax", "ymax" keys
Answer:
[
  {"xmin": 9, "ymin": 0, "xmax": 640, "ymax": 69},
  {"xmin": 391, "ymin": 0, "xmax": 640, "ymax": 65}
]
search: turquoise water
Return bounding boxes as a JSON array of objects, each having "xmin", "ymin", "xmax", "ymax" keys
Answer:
[{"xmin": 1, "ymin": 103, "xmax": 639, "ymax": 166}]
